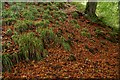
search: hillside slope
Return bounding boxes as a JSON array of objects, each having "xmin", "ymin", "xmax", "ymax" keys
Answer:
[{"xmin": 2, "ymin": 2, "xmax": 119, "ymax": 79}]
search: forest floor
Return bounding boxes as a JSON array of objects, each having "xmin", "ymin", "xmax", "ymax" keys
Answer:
[{"xmin": 2, "ymin": 2, "xmax": 119, "ymax": 79}]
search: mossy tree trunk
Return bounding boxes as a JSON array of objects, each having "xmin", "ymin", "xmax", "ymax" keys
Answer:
[{"xmin": 84, "ymin": 1, "xmax": 98, "ymax": 22}]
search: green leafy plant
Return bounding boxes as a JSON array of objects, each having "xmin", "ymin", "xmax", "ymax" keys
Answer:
[
  {"xmin": 2, "ymin": 18, "xmax": 16, "ymax": 26},
  {"xmin": 11, "ymin": 34, "xmax": 19, "ymax": 44},
  {"xmin": 58, "ymin": 17, "xmax": 64, "ymax": 22},
  {"xmin": 53, "ymin": 13, "xmax": 60, "ymax": 19},
  {"xmin": 62, "ymin": 42, "xmax": 71, "ymax": 51},
  {"xmin": 10, "ymin": 2, "xmax": 25, "ymax": 11},
  {"xmin": 42, "ymin": 13, "xmax": 52, "ymax": 19},
  {"xmin": 28, "ymin": 5, "xmax": 38, "ymax": 14},
  {"xmin": 14, "ymin": 20, "xmax": 28, "ymax": 33},
  {"xmin": 54, "ymin": 3, "xmax": 65, "ymax": 9},
  {"xmin": 14, "ymin": 20, "xmax": 34, "ymax": 33},
  {"xmin": 70, "ymin": 2, "xmax": 86, "ymax": 12},
  {"xmin": 60, "ymin": 36, "xmax": 71, "ymax": 51},
  {"xmin": 72, "ymin": 12, "xmax": 79, "ymax": 19},
  {"xmin": 2, "ymin": 41, "xmax": 11, "ymax": 52},
  {"xmin": 75, "ymin": 24, "xmax": 80, "ymax": 28},
  {"xmin": 36, "ymin": 27, "xmax": 61, "ymax": 48},
  {"xmin": 35, "ymin": 20, "xmax": 50, "ymax": 28},
  {"xmin": 50, "ymin": 4, "xmax": 59, "ymax": 10},
  {"xmin": 43, "ymin": 49, "xmax": 49, "ymax": 58},
  {"xmin": 109, "ymin": 31, "xmax": 118, "ymax": 37},
  {"xmin": 38, "ymin": 7, "xmax": 44, "ymax": 13},
  {"xmin": 55, "ymin": 21, "xmax": 59, "ymax": 25},
  {"xmin": 105, "ymin": 31, "xmax": 118, "ymax": 43},
  {"xmin": 2, "ymin": 54, "xmax": 13, "ymax": 72},
  {"xmin": 95, "ymin": 28, "xmax": 104, "ymax": 37},
  {"xmin": 60, "ymin": 11, "xmax": 67, "ymax": 19},
  {"xmin": 10, "ymin": 4, "xmax": 21, "ymax": 11},
  {"xmin": 22, "ymin": 10, "xmax": 35, "ymax": 20},
  {"xmin": 16, "ymin": 32, "xmax": 44, "ymax": 61},
  {"xmin": 45, "ymin": 5, "xmax": 51, "ymax": 10},
  {"xmin": 44, "ymin": 9, "xmax": 50, "ymax": 14},
  {"xmin": 2, "ymin": 42, "xmax": 8, "ymax": 52},
  {"xmin": 97, "ymin": 2, "xmax": 119, "ymax": 29},
  {"xmin": 24, "ymin": 20, "xmax": 34, "ymax": 30},
  {"xmin": 5, "ymin": 28, "xmax": 13, "ymax": 36},
  {"xmin": 70, "ymin": 19, "xmax": 78, "ymax": 24},
  {"xmin": 81, "ymin": 28, "xmax": 91, "ymax": 38},
  {"xmin": 37, "ymin": 28, "xmax": 57, "ymax": 44},
  {"xmin": 12, "ymin": 52, "xmax": 19, "ymax": 64},
  {"xmin": 2, "ymin": 10, "xmax": 19, "ymax": 19}
]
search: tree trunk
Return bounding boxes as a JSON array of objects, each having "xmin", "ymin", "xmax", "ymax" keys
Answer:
[{"xmin": 84, "ymin": 0, "xmax": 98, "ymax": 21}]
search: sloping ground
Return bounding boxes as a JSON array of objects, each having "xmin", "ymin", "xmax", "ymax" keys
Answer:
[{"xmin": 2, "ymin": 2, "xmax": 119, "ymax": 79}]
